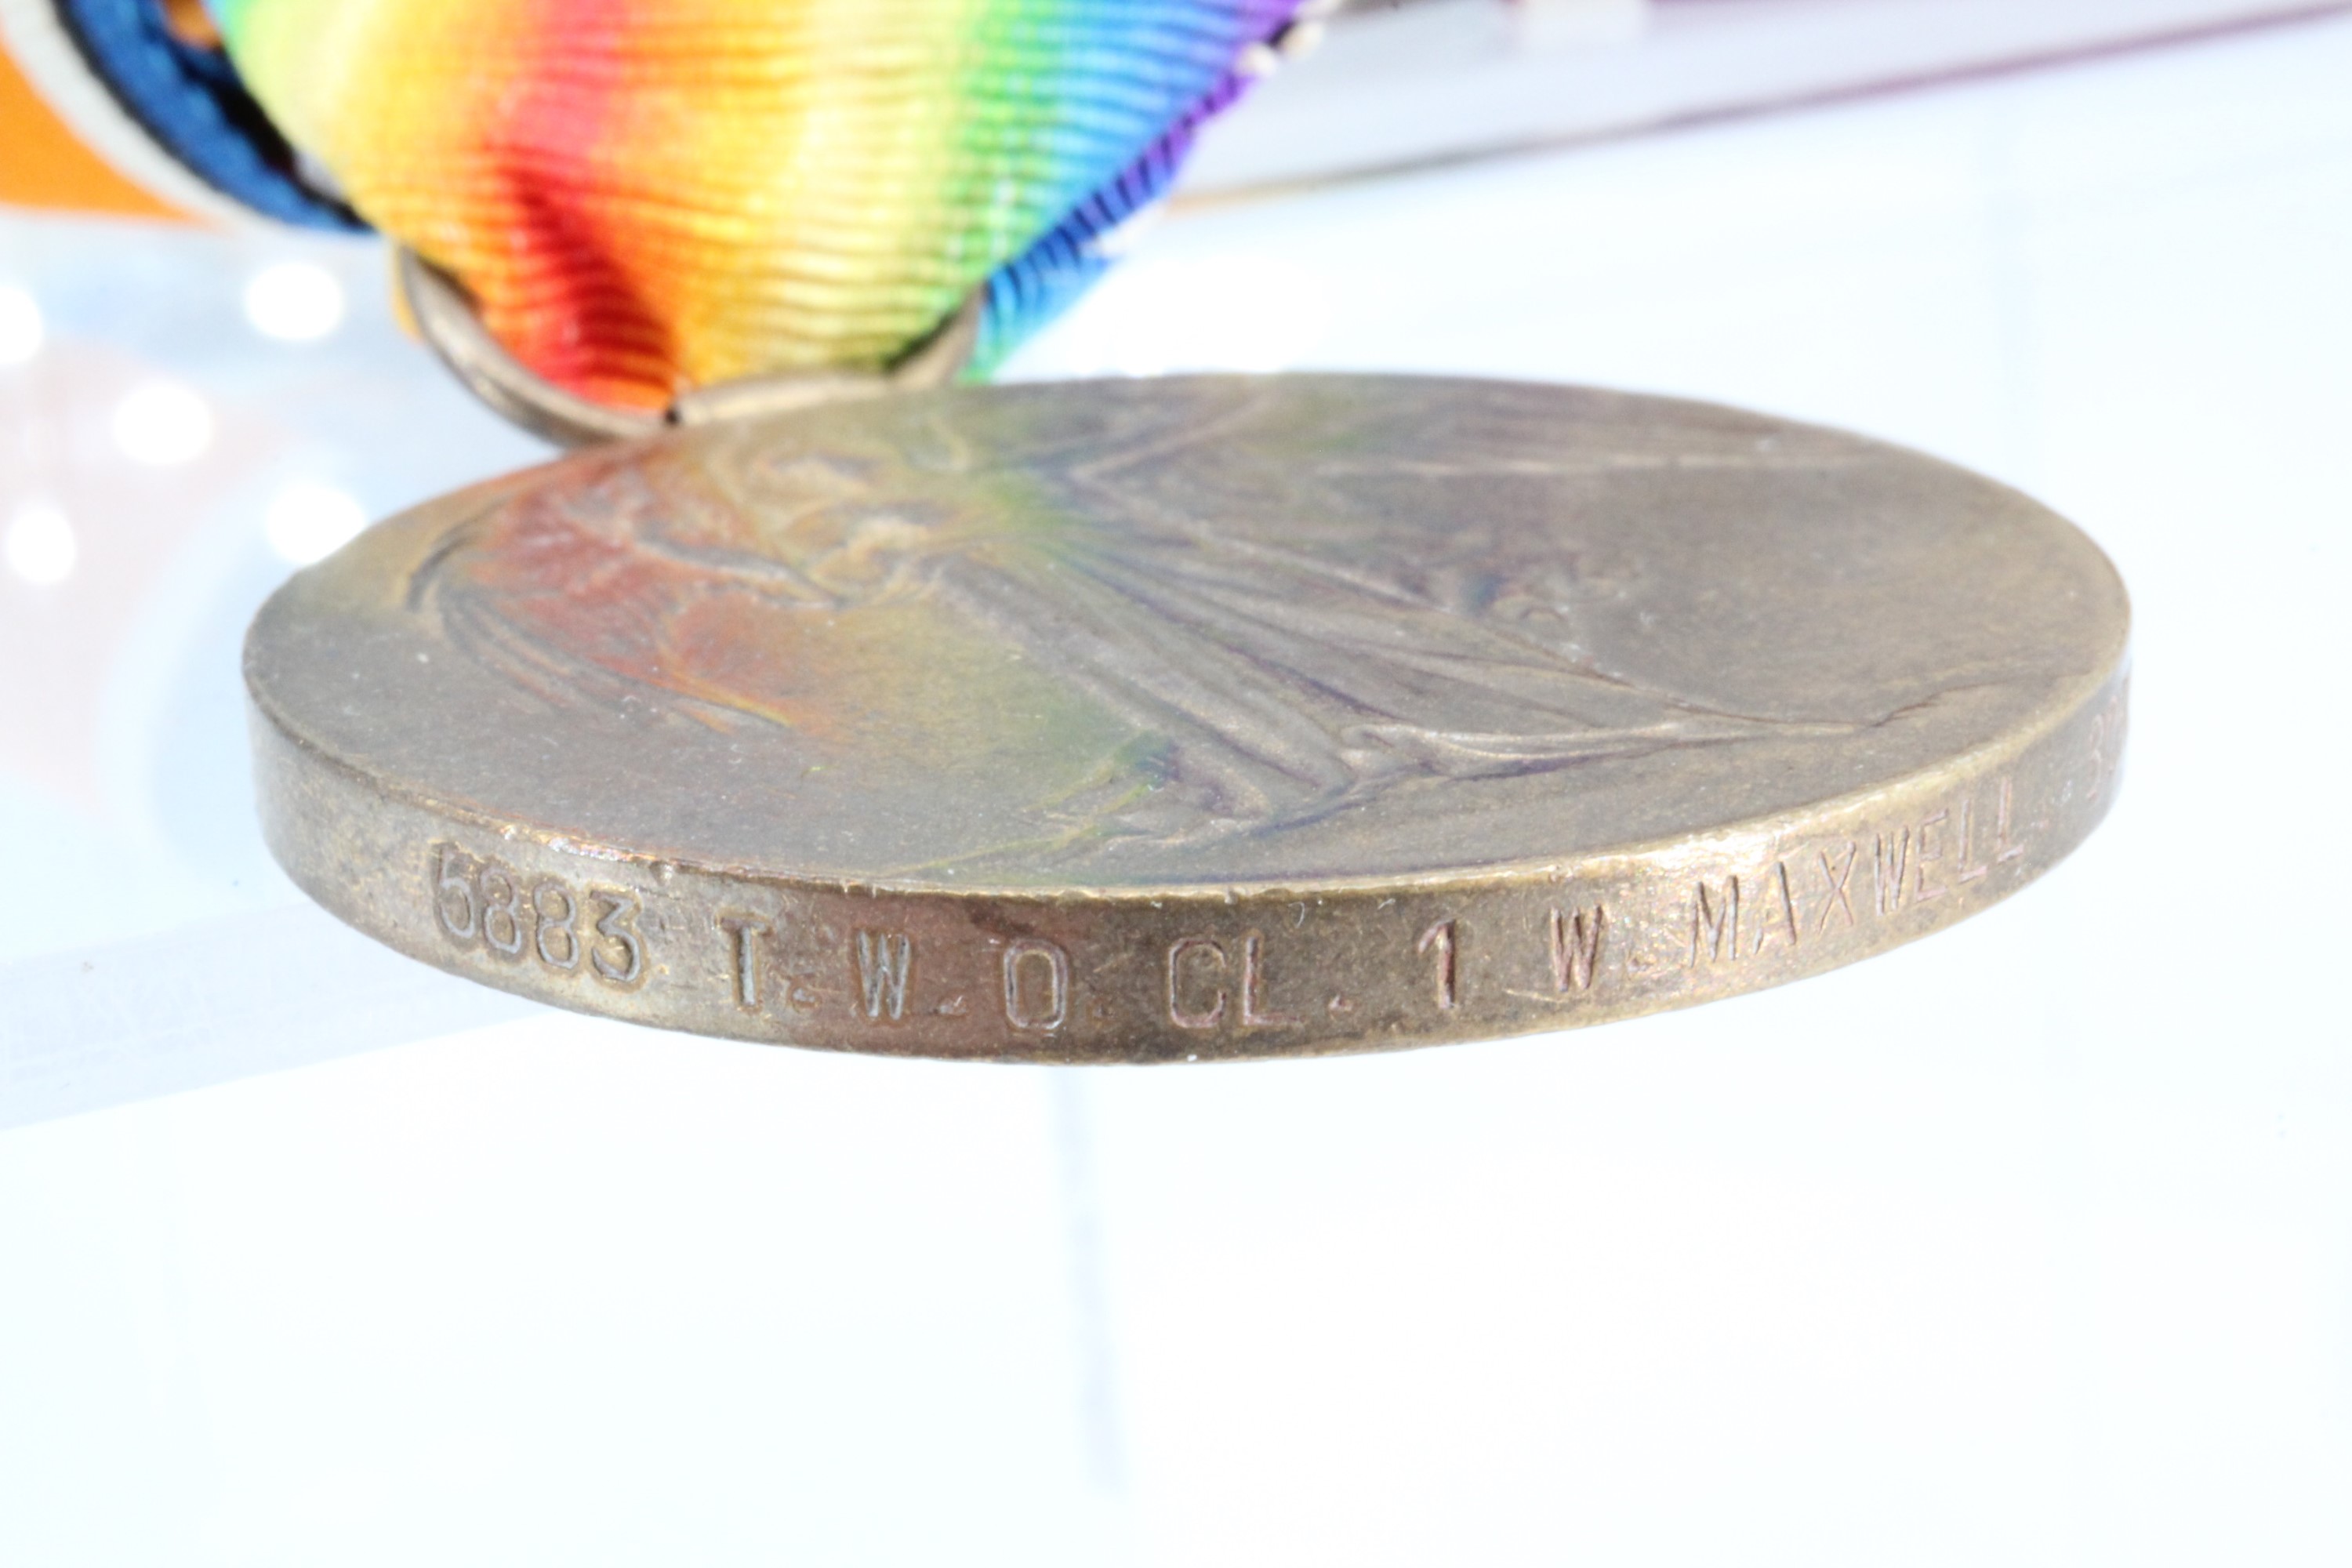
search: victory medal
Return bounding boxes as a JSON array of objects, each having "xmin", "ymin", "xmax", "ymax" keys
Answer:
[{"xmin": 247, "ymin": 374, "xmax": 2129, "ymax": 1061}]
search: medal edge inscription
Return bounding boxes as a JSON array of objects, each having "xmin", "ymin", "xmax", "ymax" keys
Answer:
[{"xmin": 245, "ymin": 663, "xmax": 2127, "ymax": 1064}]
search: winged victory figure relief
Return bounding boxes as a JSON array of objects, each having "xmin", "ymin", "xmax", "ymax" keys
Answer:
[{"xmin": 411, "ymin": 378, "xmax": 1886, "ymax": 860}]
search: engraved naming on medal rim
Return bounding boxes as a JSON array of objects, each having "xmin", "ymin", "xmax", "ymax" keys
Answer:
[
  {"xmin": 410, "ymin": 752, "xmax": 2089, "ymax": 1037},
  {"xmin": 248, "ymin": 374, "xmax": 2130, "ymax": 1061}
]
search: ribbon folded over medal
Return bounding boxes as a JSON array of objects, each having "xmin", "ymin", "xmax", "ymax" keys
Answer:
[{"xmin": 4, "ymin": 0, "xmax": 1312, "ymax": 408}]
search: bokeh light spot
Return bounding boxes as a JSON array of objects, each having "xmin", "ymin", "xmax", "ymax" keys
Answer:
[
  {"xmin": 5, "ymin": 503, "xmax": 76, "ymax": 586},
  {"xmin": 243, "ymin": 260, "xmax": 347, "ymax": 343},
  {"xmin": 0, "ymin": 285, "xmax": 42, "ymax": 366},
  {"xmin": 111, "ymin": 381, "xmax": 216, "ymax": 466},
  {"xmin": 265, "ymin": 481, "xmax": 368, "ymax": 564}
]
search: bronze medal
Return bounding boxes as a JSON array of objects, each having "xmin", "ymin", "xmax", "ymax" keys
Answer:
[{"xmin": 247, "ymin": 374, "xmax": 2128, "ymax": 1061}]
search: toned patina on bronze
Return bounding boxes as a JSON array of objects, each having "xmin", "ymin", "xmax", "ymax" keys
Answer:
[{"xmin": 245, "ymin": 376, "xmax": 2129, "ymax": 1062}]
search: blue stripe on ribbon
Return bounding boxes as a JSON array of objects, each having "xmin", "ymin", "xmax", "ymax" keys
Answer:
[
  {"xmin": 975, "ymin": 98, "xmax": 1203, "ymax": 374},
  {"xmin": 53, "ymin": 0, "xmax": 361, "ymax": 229}
]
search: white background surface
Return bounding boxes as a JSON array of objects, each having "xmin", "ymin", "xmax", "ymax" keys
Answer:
[{"xmin": 2, "ymin": 13, "xmax": 2349, "ymax": 1564}]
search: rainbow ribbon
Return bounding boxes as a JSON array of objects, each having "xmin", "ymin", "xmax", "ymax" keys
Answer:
[
  {"xmin": 5, "ymin": 1, "xmax": 1305, "ymax": 408},
  {"xmin": 216, "ymin": 0, "xmax": 1308, "ymax": 408}
]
